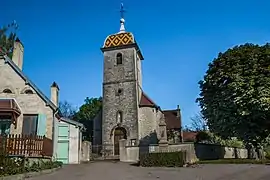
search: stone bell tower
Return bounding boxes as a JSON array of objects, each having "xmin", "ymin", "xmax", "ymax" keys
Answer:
[{"xmin": 100, "ymin": 3, "xmax": 144, "ymax": 156}]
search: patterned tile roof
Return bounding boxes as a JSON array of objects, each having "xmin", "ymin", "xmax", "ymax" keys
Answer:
[{"xmin": 103, "ymin": 32, "xmax": 135, "ymax": 48}]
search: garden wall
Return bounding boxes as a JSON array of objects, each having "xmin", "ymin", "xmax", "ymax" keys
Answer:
[
  {"xmin": 119, "ymin": 140, "xmax": 248, "ymax": 163},
  {"xmin": 80, "ymin": 141, "xmax": 91, "ymax": 162}
]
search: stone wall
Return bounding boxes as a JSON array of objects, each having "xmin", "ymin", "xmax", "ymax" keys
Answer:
[
  {"xmin": 119, "ymin": 140, "xmax": 249, "ymax": 163},
  {"xmin": 102, "ymin": 48, "xmax": 139, "ymax": 151},
  {"xmin": 138, "ymin": 107, "xmax": 161, "ymax": 145},
  {"xmin": 194, "ymin": 143, "xmax": 248, "ymax": 160},
  {"xmin": 81, "ymin": 141, "xmax": 91, "ymax": 162},
  {"xmin": 93, "ymin": 110, "xmax": 102, "ymax": 146},
  {"xmin": 0, "ymin": 57, "xmax": 54, "ymax": 139}
]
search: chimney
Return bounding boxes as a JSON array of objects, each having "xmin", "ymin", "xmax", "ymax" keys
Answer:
[
  {"xmin": 176, "ymin": 105, "xmax": 184, "ymax": 142},
  {"xmin": 51, "ymin": 82, "xmax": 59, "ymax": 107},
  {"xmin": 12, "ymin": 38, "xmax": 24, "ymax": 70},
  {"xmin": 176, "ymin": 105, "xmax": 180, "ymax": 117}
]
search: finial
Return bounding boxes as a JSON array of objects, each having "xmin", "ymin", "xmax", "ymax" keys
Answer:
[{"xmin": 119, "ymin": 3, "xmax": 126, "ymax": 33}]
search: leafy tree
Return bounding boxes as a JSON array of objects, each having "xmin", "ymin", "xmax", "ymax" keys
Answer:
[
  {"xmin": 59, "ymin": 101, "xmax": 77, "ymax": 119},
  {"xmin": 0, "ymin": 21, "xmax": 18, "ymax": 58},
  {"xmin": 74, "ymin": 97, "xmax": 102, "ymax": 141},
  {"xmin": 197, "ymin": 43, "xmax": 270, "ymax": 154}
]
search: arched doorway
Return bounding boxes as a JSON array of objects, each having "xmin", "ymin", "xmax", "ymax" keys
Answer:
[{"xmin": 114, "ymin": 127, "xmax": 127, "ymax": 155}]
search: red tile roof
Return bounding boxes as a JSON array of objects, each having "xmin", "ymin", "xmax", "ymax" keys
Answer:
[
  {"xmin": 182, "ymin": 131, "xmax": 198, "ymax": 142},
  {"xmin": 163, "ymin": 109, "xmax": 181, "ymax": 130},
  {"xmin": 139, "ymin": 92, "xmax": 159, "ymax": 108}
]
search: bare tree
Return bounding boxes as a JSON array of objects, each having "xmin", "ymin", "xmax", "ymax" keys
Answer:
[
  {"xmin": 190, "ymin": 112, "xmax": 207, "ymax": 131},
  {"xmin": 59, "ymin": 101, "xmax": 77, "ymax": 119}
]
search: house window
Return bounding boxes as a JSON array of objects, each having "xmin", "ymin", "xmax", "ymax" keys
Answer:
[
  {"xmin": 117, "ymin": 111, "xmax": 123, "ymax": 124},
  {"xmin": 116, "ymin": 53, "xmax": 123, "ymax": 65},
  {"xmin": 3, "ymin": 89, "xmax": 12, "ymax": 94},
  {"xmin": 22, "ymin": 114, "xmax": 38, "ymax": 135},
  {"xmin": 24, "ymin": 89, "xmax": 34, "ymax": 94},
  {"xmin": 0, "ymin": 115, "xmax": 12, "ymax": 135}
]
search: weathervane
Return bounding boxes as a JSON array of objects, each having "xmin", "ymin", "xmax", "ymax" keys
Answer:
[{"xmin": 119, "ymin": 3, "xmax": 126, "ymax": 33}]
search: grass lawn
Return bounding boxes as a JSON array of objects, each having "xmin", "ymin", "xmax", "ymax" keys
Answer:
[{"xmin": 197, "ymin": 158, "xmax": 270, "ymax": 164}]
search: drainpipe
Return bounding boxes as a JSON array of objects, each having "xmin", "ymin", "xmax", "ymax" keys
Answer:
[{"xmin": 52, "ymin": 108, "xmax": 59, "ymax": 160}]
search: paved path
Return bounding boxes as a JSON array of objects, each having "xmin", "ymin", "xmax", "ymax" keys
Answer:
[{"xmin": 28, "ymin": 161, "xmax": 270, "ymax": 180}]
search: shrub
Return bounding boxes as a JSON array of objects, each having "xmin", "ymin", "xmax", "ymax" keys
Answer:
[
  {"xmin": 24, "ymin": 159, "xmax": 63, "ymax": 173},
  {"xmin": 265, "ymin": 146, "xmax": 270, "ymax": 160},
  {"xmin": 140, "ymin": 151, "xmax": 186, "ymax": 167},
  {"xmin": 0, "ymin": 156, "xmax": 25, "ymax": 176}
]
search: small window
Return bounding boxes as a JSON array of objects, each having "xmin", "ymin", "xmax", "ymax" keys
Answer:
[
  {"xmin": 25, "ymin": 89, "xmax": 34, "ymax": 94},
  {"xmin": 117, "ymin": 111, "xmax": 123, "ymax": 124},
  {"xmin": 116, "ymin": 53, "xmax": 123, "ymax": 65},
  {"xmin": 3, "ymin": 89, "xmax": 12, "ymax": 94},
  {"xmin": 116, "ymin": 88, "xmax": 123, "ymax": 96}
]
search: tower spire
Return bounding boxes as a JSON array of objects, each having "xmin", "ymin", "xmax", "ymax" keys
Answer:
[{"xmin": 119, "ymin": 3, "xmax": 126, "ymax": 33}]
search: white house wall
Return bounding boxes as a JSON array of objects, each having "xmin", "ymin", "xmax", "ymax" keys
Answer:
[{"xmin": 69, "ymin": 124, "xmax": 79, "ymax": 164}]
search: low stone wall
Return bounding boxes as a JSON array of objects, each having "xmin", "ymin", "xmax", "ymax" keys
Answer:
[
  {"xmin": 119, "ymin": 140, "xmax": 139, "ymax": 162},
  {"xmin": 119, "ymin": 140, "xmax": 248, "ymax": 163},
  {"xmin": 81, "ymin": 141, "xmax": 91, "ymax": 162},
  {"xmin": 148, "ymin": 144, "xmax": 198, "ymax": 163},
  {"xmin": 194, "ymin": 143, "xmax": 248, "ymax": 160}
]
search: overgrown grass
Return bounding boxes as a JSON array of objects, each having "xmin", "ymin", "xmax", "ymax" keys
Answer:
[{"xmin": 198, "ymin": 158, "xmax": 270, "ymax": 164}]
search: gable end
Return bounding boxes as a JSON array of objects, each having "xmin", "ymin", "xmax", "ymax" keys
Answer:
[{"xmin": 3, "ymin": 56, "xmax": 57, "ymax": 111}]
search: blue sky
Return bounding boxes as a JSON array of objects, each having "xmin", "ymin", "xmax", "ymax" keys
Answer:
[{"xmin": 1, "ymin": 0, "xmax": 270, "ymax": 127}]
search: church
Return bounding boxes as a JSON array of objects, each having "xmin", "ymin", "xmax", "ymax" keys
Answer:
[{"xmin": 93, "ymin": 5, "xmax": 182, "ymax": 156}]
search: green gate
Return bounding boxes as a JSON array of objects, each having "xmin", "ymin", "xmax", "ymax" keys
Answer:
[{"xmin": 56, "ymin": 124, "xmax": 70, "ymax": 164}]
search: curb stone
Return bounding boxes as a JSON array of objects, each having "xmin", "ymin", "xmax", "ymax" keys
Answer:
[{"xmin": 0, "ymin": 167, "xmax": 61, "ymax": 180}]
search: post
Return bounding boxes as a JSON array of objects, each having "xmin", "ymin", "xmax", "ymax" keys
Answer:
[
  {"xmin": 119, "ymin": 139, "xmax": 127, "ymax": 162},
  {"xmin": 159, "ymin": 114, "xmax": 168, "ymax": 152}
]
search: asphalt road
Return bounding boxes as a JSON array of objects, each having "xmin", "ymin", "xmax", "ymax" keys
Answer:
[{"xmin": 28, "ymin": 161, "xmax": 270, "ymax": 180}]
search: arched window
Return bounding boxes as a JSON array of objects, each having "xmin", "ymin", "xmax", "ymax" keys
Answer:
[
  {"xmin": 116, "ymin": 53, "xmax": 123, "ymax": 65},
  {"xmin": 117, "ymin": 111, "xmax": 123, "ymax": 123},
  {"xmin": 3, "ymin": 89, "xmax": 12, "ymax": 94},
  {"xmin": 24, "ymin": 89, "xmax": 34, "ymax": 94}
]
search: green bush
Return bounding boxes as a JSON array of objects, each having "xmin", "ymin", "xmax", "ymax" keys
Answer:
[
  {"xmin": 24, "ymin": 159, "xmax": 63, "ymax": 173},
  {"xmin": 0, "ymin": 156, "xmax": 63, "ymax": 177},
  {"xmin": 140, "ymin": 151, "xmax": 186, "ymax": 167},
  {"xmin": 264, "ymin": 146, "xmax": 270, "ymax": 160},
  {"xmin": 0, "ymin": 156, "xmax": 25, "ymax": 176}
]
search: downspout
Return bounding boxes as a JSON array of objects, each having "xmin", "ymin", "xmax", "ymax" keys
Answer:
[{"xmin": 53, "ymin": 108, "xmax": 59, "ymax": 160}]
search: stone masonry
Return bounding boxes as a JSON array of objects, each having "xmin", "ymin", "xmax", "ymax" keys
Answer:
[{"xmin": 102, "ymin": 48, "xmax": 139, "ymax": 149}]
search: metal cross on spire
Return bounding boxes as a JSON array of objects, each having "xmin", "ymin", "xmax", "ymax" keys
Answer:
[
  {"xmin": 119, "ymin": 3, "xmax": 126, "ymax": 33},
  {"xmin": 120, "ymin": 3, "xmax": 125, "ymax": 19}
]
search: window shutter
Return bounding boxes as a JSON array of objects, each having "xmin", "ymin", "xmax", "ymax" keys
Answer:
[{"xmin": 37, "ymin": 114, "xmax": 47, "ymax": 136}]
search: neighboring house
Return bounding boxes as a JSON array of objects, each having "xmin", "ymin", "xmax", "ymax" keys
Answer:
[
  {"xmin": 93, "ymin": 14, "xmax": 183, "ymax": 156},
  {"xmin": 163, "ymin": 107, "xmax": 183, "ymax": 143},
  {"xmin": 0, "ymin": 39, "xmax": 58, "ymax": 139},
  {"xmin": 182, "ymin": 131, "xmax": 198, "ymax": 142},
  {"xmin": 0, "ymin": 39, "xmax": 84, "ymax": 164}
]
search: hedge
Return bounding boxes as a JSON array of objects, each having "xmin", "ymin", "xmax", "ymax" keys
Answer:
[{"xmin": 140, "ymin": 151, "xmax": 186, "ymax": 167}]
